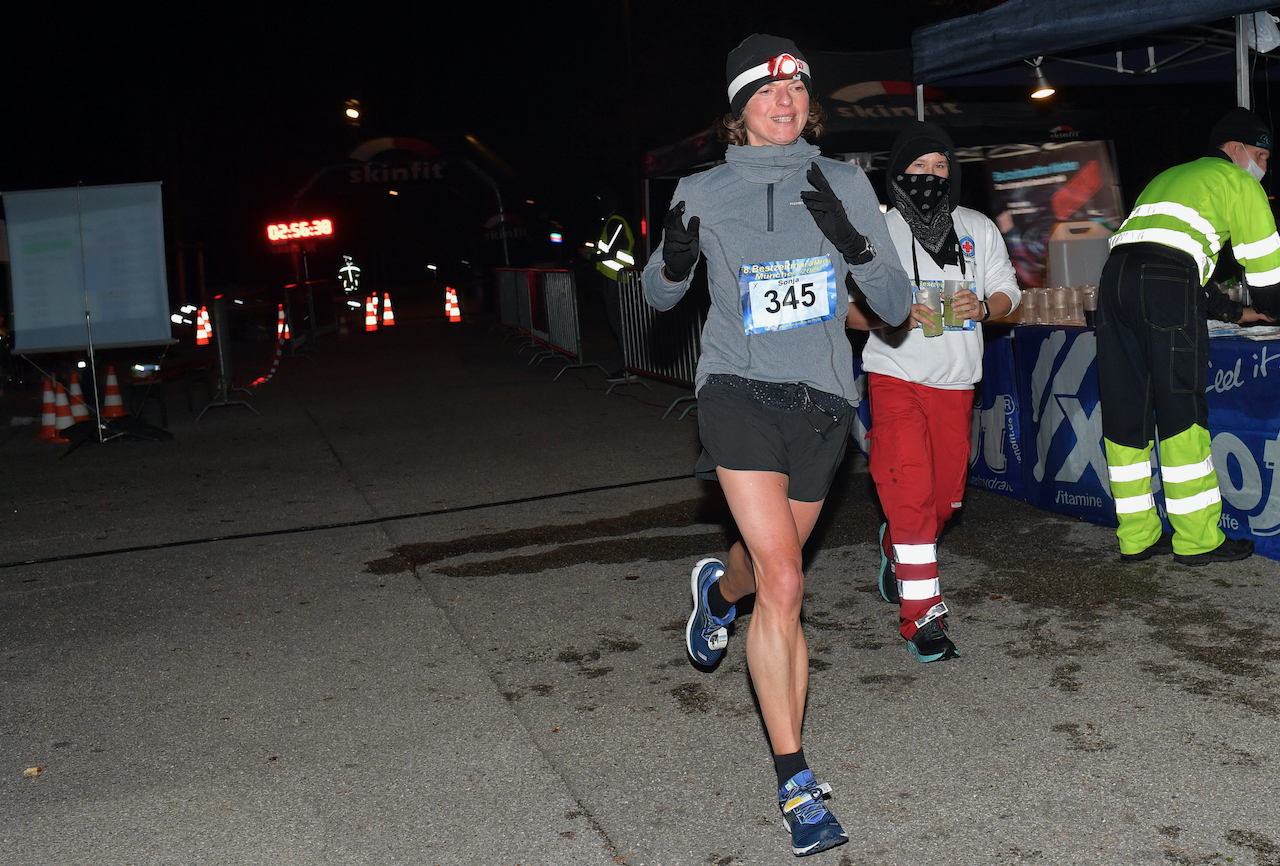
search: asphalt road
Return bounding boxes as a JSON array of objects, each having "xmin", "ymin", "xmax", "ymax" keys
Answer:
[{"xmin": 3, "ymin": 295, "xmax": 1279, "ymax": 865}]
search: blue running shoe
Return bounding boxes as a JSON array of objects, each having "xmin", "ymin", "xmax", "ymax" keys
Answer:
[
  {"xmin": 877, "ymin": 522, "xmax": 897, "ymax": 604},
  {"xmin": 779, "ymin": 769, "xmax": 848, "ymax": 856},
  {"xmin": 686, "ymin": 558, "xmax": 734, "ymax": 667}
]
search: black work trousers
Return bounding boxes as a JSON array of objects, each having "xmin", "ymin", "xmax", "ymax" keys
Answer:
[{"xmin": 1095, "ymin": 243, "xmax": 1209, "ymax": 449}]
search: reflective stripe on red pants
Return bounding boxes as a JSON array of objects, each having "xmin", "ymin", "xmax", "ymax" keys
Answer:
[{"xmin": 868, "ymin": 373, "xmax": 974, "ymax": 638}]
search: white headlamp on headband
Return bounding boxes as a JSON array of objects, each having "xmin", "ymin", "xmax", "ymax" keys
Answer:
[{"xmin": 727, "ymin": 53, "xmax": 810, "ymax": 102}]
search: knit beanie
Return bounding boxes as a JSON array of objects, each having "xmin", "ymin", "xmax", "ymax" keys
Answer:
[
  {"xmin": 1209, "ymin": 107, "xmax": 1274, "ymax": 151},
  {"xmin": 726, "ymin": 34, "xmax": 812, "ymax": 118},
  {"xmin": 887, "ymin": 121, "xmax": 960, "ymax": 210}
]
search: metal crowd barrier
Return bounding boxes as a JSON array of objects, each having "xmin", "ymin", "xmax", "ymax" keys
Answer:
[
  {"xmin": 615, "ymin": 269, "xmax": 705, "ymax": 419},
  {"xmin": 491, "ymin": 268, "xmax": 608, "ymax": 380}
]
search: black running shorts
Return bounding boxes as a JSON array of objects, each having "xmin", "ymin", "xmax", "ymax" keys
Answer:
[{"xmin": 694, "ymin": 374, "xmax": 854, "ymax": 503}]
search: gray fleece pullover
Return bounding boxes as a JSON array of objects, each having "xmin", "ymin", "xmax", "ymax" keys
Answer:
[{"xmin": 642, "ymin": 140, "xmax": 911, "ymax": 403}]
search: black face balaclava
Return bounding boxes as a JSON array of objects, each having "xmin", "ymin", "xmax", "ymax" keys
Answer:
[
  {"xmin": 887, "ymin": 121, "xmax": 960, "ymax": 268},
  {"xmin": 726, "ymin": 34, "xmax": 813, "ymax": 119}
]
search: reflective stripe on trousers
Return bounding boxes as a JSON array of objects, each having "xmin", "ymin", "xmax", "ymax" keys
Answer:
[{"xmin": 1104, "ymin": 425, "xmax": 1224, "ymax": 556}]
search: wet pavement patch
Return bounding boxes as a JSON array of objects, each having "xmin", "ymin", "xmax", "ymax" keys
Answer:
[
  {"xmin": 671, "ymin": 682, "xmax": 712, "ymax": 713},
  {"xmin": 365, "ymin": 498, "xmax": 727, "ymax": 574},
  {"xmin": 1224, "ymin": 829, "xmax": 1280, "ymax": 865},
  {"xmin": 600, "ymin": 637, "xmax": 641, "ymax": 652},
  {"xmin": 433, "ymin": 532, "xmax": 725, "ymax": 577},
  {"xmin": 948, "ymin": 546, "xmax": 1162, "ymax": 617},
  {"xmin": 1143, "ymin": 603, "xmax": 1280, "ymax": 680},
  {"xmin": 1051, "ymin": 661, "xmax": 1083, "ymax": 692},
  {"xmin": 1050, "ymin": 721, "xmax": 1115, "ymax": 752},
  {"xmin": 378, "ymin": 483, "xmax": 1280, "ymax": 723}
]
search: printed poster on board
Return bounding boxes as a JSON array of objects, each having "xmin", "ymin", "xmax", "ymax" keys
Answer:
[{"xmin": 985, "ymin": 141, "xmax": 1124, "ymax": 288}]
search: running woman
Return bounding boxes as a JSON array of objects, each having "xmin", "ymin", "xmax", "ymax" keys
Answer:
[{"xmin": 642, "ymin": 34, "xmax": 911, "ymax": 857}]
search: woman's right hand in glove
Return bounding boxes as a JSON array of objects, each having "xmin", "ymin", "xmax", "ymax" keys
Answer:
[{"xmin": 662, "ymin": 201, "xmax": 700, "ymax": 282}]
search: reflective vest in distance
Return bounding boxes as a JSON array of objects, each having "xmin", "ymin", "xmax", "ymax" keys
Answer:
[{"xmin": 596, "ymin": 213, "xmax": 635, "ymax": 280}]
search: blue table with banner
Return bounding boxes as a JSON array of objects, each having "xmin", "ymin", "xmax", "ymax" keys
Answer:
[{"xmin": 852, "ymin": 327, "xmax": 1280, "ymax": 561}]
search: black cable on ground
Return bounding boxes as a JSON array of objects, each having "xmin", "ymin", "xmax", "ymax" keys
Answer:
[{"xmin": 0, "ymin": 473, "xmax": 696, "ymax": 571}]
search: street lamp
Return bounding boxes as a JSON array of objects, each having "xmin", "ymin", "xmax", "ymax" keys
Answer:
[{"xmin": 344, "ymin": 98, "xmax": 361, "ymax": 126}]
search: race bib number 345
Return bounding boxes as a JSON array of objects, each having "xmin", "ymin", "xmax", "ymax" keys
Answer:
[{"xmin": 739, "ymin": 255, "xmax": 837, "ymax": 335}]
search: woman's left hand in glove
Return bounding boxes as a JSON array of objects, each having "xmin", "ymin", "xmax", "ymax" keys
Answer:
[{"xmin": 801, "ymin": 162, "xmax": 874, "ymax": 265}]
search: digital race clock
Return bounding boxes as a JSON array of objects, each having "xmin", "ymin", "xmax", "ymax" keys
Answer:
[{"xmin": 266, "ymin": 218, "xmax": 334, "ymax": 243}]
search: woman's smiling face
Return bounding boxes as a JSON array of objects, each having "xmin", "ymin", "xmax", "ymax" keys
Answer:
[{"xmin": 742, "ymin": 79, "xmax": 809, "ymax": 147}]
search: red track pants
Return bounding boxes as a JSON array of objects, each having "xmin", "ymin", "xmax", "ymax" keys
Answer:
[{"xmin": 867, "ymin": 373, "xmax": 974, "ymax": 639}]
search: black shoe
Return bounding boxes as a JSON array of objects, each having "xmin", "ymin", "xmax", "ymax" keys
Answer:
[
  {"xmin": 1120, "ymin": 533, "xmax": 1174, "ymax": 562},
  {"xmin": 1173, "ymin": 536, "xmax": 1254, "ymax": 566},
  {"xmin": 907, "ymin": 618, "xmax": 960, "ymax": 663}
]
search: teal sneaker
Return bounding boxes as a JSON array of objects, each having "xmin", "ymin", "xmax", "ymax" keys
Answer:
[{"xmin": 877, "ymin": 522, "xmax": 897, "ymax": 604}]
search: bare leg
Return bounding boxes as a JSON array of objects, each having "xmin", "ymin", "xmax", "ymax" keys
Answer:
[{"xmin": 715, "ymin": 467, "xmax": 824, "ymax": 755}]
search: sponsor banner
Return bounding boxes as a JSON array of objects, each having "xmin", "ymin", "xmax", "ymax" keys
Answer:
[
  {"xmin": 986, "ymin": 141, "xmax": 1124, "ymax": 288},
  {"xmin": 1013, "ymin": 327, "xmax": 1115, "ymax": 525},
  {"xmin": 1013, "ymin": 327, "xmax": 1280, "ymax": 560},
  {"xmin": 1205, "ymin": 338, "xmax": 1280, "ymax": 560},
  {"xmin": 968, "ymin": 334, "xmax": 1024, "ymax": 501},
  {"xmin": 856, "ymin": 327, "xmax": 1280, "ymax": 560}
]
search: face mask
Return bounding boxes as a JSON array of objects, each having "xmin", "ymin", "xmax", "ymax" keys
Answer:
[
  {"xmin": 1233, "ymin": 147, "xmax": 1267, "ymax": 182},
  {"xmin": 1246, "ymin": 156, "xmax": 1267, "ymax": 183}
]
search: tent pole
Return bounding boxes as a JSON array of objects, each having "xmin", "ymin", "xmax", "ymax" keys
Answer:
[
  {"xmin": 915, "ymin": 85, "xmax": 925, "ymax": 120},
  {"xmin": 1237, "ymin": 13, "xmax": 1251, "ymax": 108}
]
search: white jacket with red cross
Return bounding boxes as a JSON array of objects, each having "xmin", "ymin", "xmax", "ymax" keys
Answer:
[{"xmin": 861, "ymin": 206, "xmax": 1020, "ymax": 389}]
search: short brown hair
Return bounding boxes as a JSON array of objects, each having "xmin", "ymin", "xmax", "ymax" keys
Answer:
[{"xmin": 715, "ymin": 99, "xmax": 827, "ymax": 146}]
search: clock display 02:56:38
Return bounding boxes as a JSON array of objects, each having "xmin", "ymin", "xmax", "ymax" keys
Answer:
[{"xmin": 266, "ymin": 219, "xmax": 334, "ymax": 242}]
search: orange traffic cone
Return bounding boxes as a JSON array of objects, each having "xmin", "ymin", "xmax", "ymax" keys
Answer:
[
  {"xmin": 446, "ymin": 287, "xmax": 462, "ymax": 323},
  {"xmin": 283, "ymin": 320, "xmax": 291, "ymax": 340},
  {"xmin": 365, "ymin": 295, "xmax": 379, "ymax": 331},
  {"xmin": 68, "ymin": 372, "xmax": 90, "ymax": 421},
  {"xmin": 338, "ymin": 315, "xmax": 350, "ymax": 339},
  {"xmin": 196, "ymin": 306, "xmax": 211, "ymax": 345},
  {"xmin": 51, "ymin": 384, "xmax": 73, "ymax": 443},
  {"xmin": 101, "ymin": 366, "xmax": 127, "ymax": 418},
  {"xmin": 382, "ymin": 292, "xmax": 395, "ymax": 326},
  {"xmin": 37, "ymin": 378, "xmax": 57, "ymax": 439},
  {"xmin": 276, "ymin": 304, "xmax": 286, "ymax": 339}
]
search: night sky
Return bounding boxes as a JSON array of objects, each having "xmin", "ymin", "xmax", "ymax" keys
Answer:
[
  {"xmin": 9, "ymin": 1, "xmax": 1247, "ymax": 291},
  {"xmin": 3, "ymin": 2, "xmax": 998, "ymax": 287}
]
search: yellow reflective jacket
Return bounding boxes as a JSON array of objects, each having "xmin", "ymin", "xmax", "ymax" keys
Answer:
[
  {"xmin": 1110, "ymin": 155, "xmax": 1280, "ymax": 287},
  {"xmin": 595, "ymin": 214, "xmax": 635, "ymax": 280}
]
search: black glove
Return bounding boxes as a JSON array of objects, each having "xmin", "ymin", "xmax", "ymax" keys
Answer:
[
  {"xmin": 801, "ymin": 162, "xmax": 874, "ymax": 265},
  {"xmin": 661, "ymin": 201, "xmax": 700, "ymax": 282},
  {"xmin": 1251, "ymin": 283, "xmax": 1280, "ymax": 318}
]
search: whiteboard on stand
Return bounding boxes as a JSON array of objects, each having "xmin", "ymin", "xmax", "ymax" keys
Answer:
[{"xmin": 2, "ymin": 182, "xmax": 173, "ymax": 354}]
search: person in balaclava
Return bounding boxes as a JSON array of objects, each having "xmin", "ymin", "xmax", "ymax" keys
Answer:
[
  {"xmin": 1098, "ymin": 106, "xmax": 1276, "ymax": 567},
  {"xmin": 847, "ymin": 121, "xmax": 1020, "ymax": 662},
  {"xmin": 643, "ymin": 33, "xmax": 911, "ymax": 858}
]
